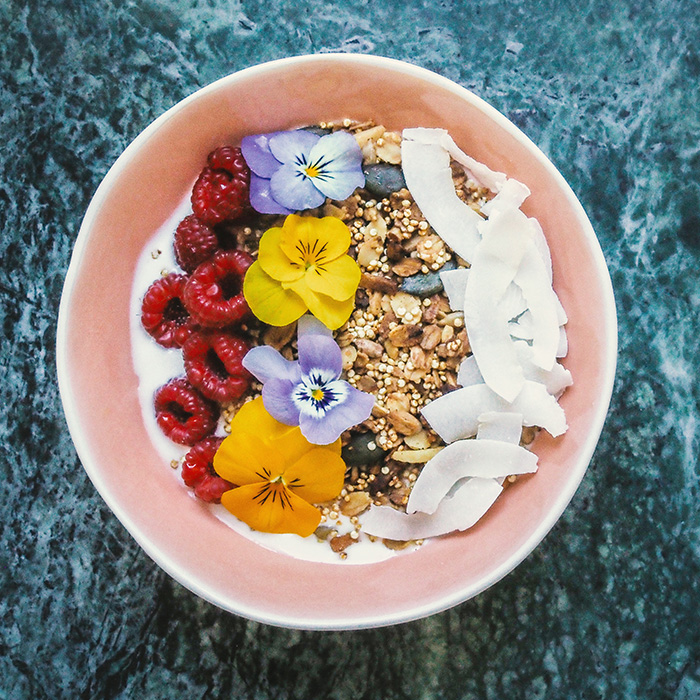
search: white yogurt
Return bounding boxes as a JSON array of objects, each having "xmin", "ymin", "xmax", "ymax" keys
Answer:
[{"xmin": 129, "ymin": 196, "xmax": 416, "ymax": 565}]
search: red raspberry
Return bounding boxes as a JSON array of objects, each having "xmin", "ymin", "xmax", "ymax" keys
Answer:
[
  {"xmin": 191, "ymin": 146, "xmax": 250, "ymax": 225},
  {"xmin": 183, "ymin": 330, "xmax": 251, "ymax": 404},
  {"xmin": 174, "ymin": 215, "xmax": 219, "ymax": 273},
  {"xmin": 154, "ymin": 377, "xmax": 218, "ymax": 446},
  {"xmin": 183, "ymin": 249, "xmax": 252, "ymax": 328},
  {"xmin": 181, "ymin": 437, "xmax": 233, "ymax": 503},
  {"xmin": 141, "ymin": 273, "xmax": 196, "ymax": 348}
]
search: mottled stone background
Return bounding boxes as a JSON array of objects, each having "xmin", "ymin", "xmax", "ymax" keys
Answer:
[{"xmin": 1, "ymin": 0, "xmax": 699, "ymax": 698}]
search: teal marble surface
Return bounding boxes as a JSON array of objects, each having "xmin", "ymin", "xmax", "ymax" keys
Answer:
[{"xmin": 2, "ymin": 0, "xmax": 699, "ymax": 697}]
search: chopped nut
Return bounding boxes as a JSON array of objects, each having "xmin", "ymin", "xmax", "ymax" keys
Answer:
[
  {"xmin": 420, "ymin": 324, "xmax": 442, "ymax": 351},
  {"xmin": 388, "ymin": 410, "xmax": 422, "ymax": 436},
  {"xmin": 409, "ymin": 346, "xmax": 430, "ymax": 370},
  {"xmin": 357, "ymin": 239, "xmax": 383, "ymax": 267},
  {"xmin": 391, "ymin": 257, "xmax": 423, "ymax": 277},
  {"xmin": 341, "ymin": 344, "xmax": 357, "ymax": 370},
  {"xmin": 263, "ymin": 322, "xmax": 296, "ymax": 350},
  {"xmin": 354, "ymin": 125, "xmax": 386, "ymax": 148},
  {"xmin": 357, "ymin": 376, "xmax": 378, "ymax": 393},
  {"xmin": 354, "ymin": 351, "xmax": 369, "ymax": 369},
  {"xmin": 388, "ymin": 324, "xmax": 423, "ymax": 347},
  {"xmin": 360, "ymin": 273, "xmax": 398, "ymax": 294},
  {"xmin": 330, "ymin": 533, "xmax": 356, "ymax": 553},
  {"xmin": 340, "ymin": 491, "xmax": 372, "ymax": 517},
  {"xmin": 403, "ymin": 429, "xmax": 432, "ymax": 450},
  {"xmin": 385, "ymin": 392, "xmax": 411, "ymax": 413},
  {"xmin": 354, "ymin": 338, "xmax": 383, "ymax": 358}
]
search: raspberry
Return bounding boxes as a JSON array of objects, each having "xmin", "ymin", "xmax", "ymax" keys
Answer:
[
  {"xmin": 183, "ymin": 330, "xmax": 251, "ymax": 404},
  {"xmin": 183, "ymin": 249, "xmax": 252, "ymax": 328},
  {"xmin": 141, "ymin": 273, "xmax": 196, "ymax": 348},
  {"xmin": 174, "ymin": 215, "xmax": 219, "ymax": 273},
  {"xmin": 154, "ymin": 377, "xmax": 218, "ymax": 446},
  {"xmin": 181, "ymin": 437, "xmax": 233, "ymax": 503},
  {"xmin": 191, "ymin": 146, "xmax": 250, "ymax": 226}
]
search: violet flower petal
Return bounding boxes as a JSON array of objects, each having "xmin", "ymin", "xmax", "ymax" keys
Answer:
[
  {"xmin": 270, "ymin": 163, "xmax": 326, "ymax": 210},
  {"xmin": 268, "ymin": 130, "xmax": 320, "ymax": 165},
  {"xmin": 261, "ymin": 378, "xmax": 301, "ymax": 426},
  {"xmin": 249, "ymin": 173, "xmax": 295, "ymax": 215},
  {"xmin": 242, "ymin": 345, "xmax": 300, "ymax": 383},
  {"xmin": 299, "ymin": 383, "xmax": 375, "ymax": 445},
  {"xmin": 240, "ymin": 133, "xmax": 284, "ymax": 178},
  {"xmin": 297, "ymin": 314, "xmax": 332, "ymax": 339},
  {"xmin": 306, "ymin": 131, "xmax": 365, "ymax": 201},
  {"xmin": 297, "ymin": 333, "xmax": 343, "ymax": 378}
]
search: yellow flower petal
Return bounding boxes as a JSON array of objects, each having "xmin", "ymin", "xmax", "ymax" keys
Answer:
[
  {"xmin": 284, "ymin": 278, "xmax": 355, "ymax": 329},
  {"xmin": 279, "ymin": 214, "xmax": 351, "ymax": 267},
  {"xmin": 257, "ymin": 226, "xmax": 305, "ymax": 282},
  {"xmin": 221, "ymin": 483, "xmax": 322, "ymax": 536},
  {"xmin": 243, "ymin": 261, "xmax": 308, "ymax": 326},
  {"xmin": 265, "ymin": 426, "xmax": 317, "ymax": 467},
  {"xmin": 284, "ymin": 447, "xmax": 346, "ymax": 504},
  {"xmin": 229, "ymin": 397, "xmax": 296, "ymax": 442},
  {"xmin": 305, "ymin": 254, "xmax": 361, "ymax": 301},
  {"xmin": 213, "ymin": 431, "xmax": 284, "ymax": 484}
]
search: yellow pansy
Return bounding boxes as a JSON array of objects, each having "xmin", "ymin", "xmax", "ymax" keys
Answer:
[
  {"xmin": 213, "ymin": 397, "xmax": 345, "ymax": 537},
  {"xmin": 243, "ymin": 214, "xmax": 361, "ymax": 329}
]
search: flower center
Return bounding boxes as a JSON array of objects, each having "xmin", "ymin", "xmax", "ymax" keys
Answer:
[
  {"xmin": 294, "ymin": 238, "xmax": 329, "ymax": 270},
  {"xmin": 304, "ymin": 163, "xmax": 321, "ymax": 179},
  {"xmin": 311, "ymin": 388, "xmax": 325, "ymax": 401}
]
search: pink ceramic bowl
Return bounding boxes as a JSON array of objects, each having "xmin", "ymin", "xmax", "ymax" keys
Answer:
[{"xmin": 57, "ymin": 54, "xmax": 617, "ymax": 629}]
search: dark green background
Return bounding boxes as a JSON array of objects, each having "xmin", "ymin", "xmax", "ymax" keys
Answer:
[{"xmin": 2, "ymin": 0, "xmax": 699, "ymax": 697}]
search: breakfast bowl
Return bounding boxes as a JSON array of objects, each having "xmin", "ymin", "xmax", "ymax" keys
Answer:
[{"xmin": 56, "ymin": 54, "xmax": 617, "ymax": 629}]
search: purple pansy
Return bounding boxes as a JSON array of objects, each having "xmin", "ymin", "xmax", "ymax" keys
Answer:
[
  {"xmin": 242, "ymin": 316, "xmax": 375, "ymax": 445},
  {"xmin": 241, "ymin": 129, "xmax": 365, "ymax": 215}
]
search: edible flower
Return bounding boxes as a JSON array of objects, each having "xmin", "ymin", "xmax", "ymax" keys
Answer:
[
  {"xmin": 213, "ymin": 397, "xmax": 345, "ymax": 537},
  {"xmin": 242, "ymin": 315, "xmax": 375, "ymax": 445},
  {"xmin": 241, "ymin": 129, "xmax": 365, "ymax": 214},
  {"xmin": 243, "ymin": 214, "xmax": 361, "ymax": 329}
]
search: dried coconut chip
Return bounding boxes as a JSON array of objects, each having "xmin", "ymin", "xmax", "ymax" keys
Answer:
[
  {"xmin": 403, "ymin": 128, "xmax": 507, "ymax": 193},
  {"xmin": 476, "ymin": 411, "xmax": 524, "ymax": 445},
  {"xmin": 421, "ymin": 380, "xmax": 567, "ymax": 442},
  {"xmin": 557, "ymin": 326, "xmax": 569, "ymax": 358},
  {"xmin": 406, "ymin": 439, "xmax": 537, "ymax": 515},
  {"xmin": 513, "ymin": 242, "xmax": 560, "ymax": 371},
  {"xmin": 463, "ymin": 206, "xmax": 534, "ymax": 401},
  {"xmin": 362, "ymin": 477, "xmax": 503, "ymax": 540},
  {"xmin": 400, "ymin": 137, "xmax": 482, "ymax": 263},
  {"xmin": 458, "ymin": 342, "xmax": 573, "ymax": 397},
  {"xmin": 440, "ymin": 268, "xmax": 470, "ymax": 312}
]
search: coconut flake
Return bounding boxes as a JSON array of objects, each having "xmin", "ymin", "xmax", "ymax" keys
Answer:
[
  {"xmin": 501, "ymin": 282, "xmax": 528, "ymax": 321},
  {"xmin": 508, "ymin": 310, "xmax": 534, "ymax": 340},
  {"xmin": 406, "ymin": 439, "xmax": 537, "ymax": 515},
  {"xmin": 463, "ymin": 206, "xmax": 534, "ymax": 401},
  {"xmin": 481, "ymin": 178, "xmax": 531, "ymax": 215},
  {"xmin": 513, "ymin": 241, "xmax": 560, "ymax": 370},
  {"xmin": 457, "ymin": 354, "xmax": 483, "ymax": 387},
  {"xmin": 361, "ymin": 477, "xmax": 503, "ymax": 540},
  {"xmin": 405, "ymin": 128, "xmax": 509, "ymax": 193},
  {"xmin": 440, "ymin": 268, "xmax": 470, "ymax": 311},
  {"xmin": 421, "ymin": 380, "xmax": 568, "ymax": 442},
  {"xmin": 476, "ymin": 411, "xmax": 523, "ymax": 444},
  {"xmin": 557, "ymin": 326, "xmax": 569, "ymax": 358},
  {"xmin": 401, "ymin": 138, "xmax": 482, "ymax": 262},
  {"xmin": 513, "ymin": 341, "xmax": 573, "ymax": 396}
]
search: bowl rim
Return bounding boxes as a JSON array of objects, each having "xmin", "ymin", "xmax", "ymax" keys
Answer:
[{"xmin": 56, "ymin": 53, "xmax": 618, "ymax": 629}]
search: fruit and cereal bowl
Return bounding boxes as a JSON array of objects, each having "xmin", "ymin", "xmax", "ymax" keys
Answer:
[{"xmin": 56, "ymin": 54, "xmax": 616, "ymax": 629}]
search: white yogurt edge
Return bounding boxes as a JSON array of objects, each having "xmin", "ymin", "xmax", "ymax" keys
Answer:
[{"xmin": 129, "ymin": 194, "xmax": 417, "ymax": 565}]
